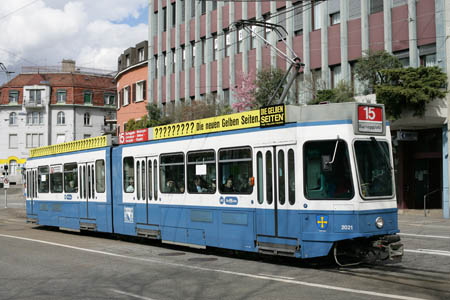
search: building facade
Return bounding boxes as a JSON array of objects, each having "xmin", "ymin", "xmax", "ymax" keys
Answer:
[
  {"xmin": 0, "ymin": 60, "xmax": 116, "ymax": 184},
  {"xmin": 147, "ymin": 0, "xmax": 449, "ymax": 216},
  {"xmin": 116, "ymin": 41, "xmax": 149, "ymax": 134}
]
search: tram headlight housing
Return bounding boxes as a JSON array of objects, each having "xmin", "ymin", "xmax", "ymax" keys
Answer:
[{"xmin": 375, "ymin": 217, "xmax": 384, "ymax": 229}]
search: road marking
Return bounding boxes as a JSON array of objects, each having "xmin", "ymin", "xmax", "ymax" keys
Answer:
[
  {"xmin": 110, "ymin": 289, "xmax": 157, "ymax": 300},
  {"xmin": 400, "ymin": 233, "xmax": 450, "ymax": 239},
  {"xmin": 0, "ymin": 234, "xmax": 426, "ymax": 300},
  {"xmin": 405, "ymin": 249, "xmax": 450, "ymax": 257},
  {"xmin": 258, "ymin": 273, "xmax": 295, "ymax": 280}
]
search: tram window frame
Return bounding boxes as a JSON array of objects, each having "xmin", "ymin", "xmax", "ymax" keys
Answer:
[
  {"xmin": 288, "ymin": 149, "xmax": 296, "ymax": 205},
  {"xmin": 303, "ymin": 140, "xmax": 354, "ymax": 200},
  {"xmin": 141, "ymin": 160, "xmax": 146, "ymax": 200},
  {"xmin": 95, "ymin": 159, "xmax": 105, "ymax": 193},
  {"xmin": 257, "ymin": 151, "xmax": 263, "ymax": 204},
  {"xmin": 218, "ymin": 147, "xmax": 253, "ymax": 195},
  {"xmin": 123, "ymin": 157, "xmax": 135, "ymax": 193},
  {"xmin": 38, "ymin": 166, "xmax": 49, "ymax": 193},
  {"xmin": 187, "ymin": 150, "xmax": 216, "ymax": 194},
  {"xmin": 50, "ymin": 165, "xmax": 63, "ymax": 193},
  {"xmin": 64, "ymin": 163, "xmax": 78, "ymax": 193},
  {"xmin": 136, "ymin": 160, "xmax": 141, "ymax": 200},
  {"xmin": 154, "ymin": 160, "xmax": 158, "ymax": 199},
  {"xmin": 160, "ymin": 152, "xmax": 185, "ymax": 194},
  {"xmin": 148, "ymin": 160, "xmax": 153, "ymax": 200}
]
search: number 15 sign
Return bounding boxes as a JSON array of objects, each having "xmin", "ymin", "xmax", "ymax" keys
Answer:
[{"xmin": 357, "ymin": 105, "xmax": 384, "ymax": 134}]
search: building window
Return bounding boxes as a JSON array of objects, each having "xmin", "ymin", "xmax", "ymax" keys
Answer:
[
  {"xmin": 191, "ymin": 42, "xmax": 195, "ymax": 68},
  {"xmin": 104, "ymin": 93, "xmax": 115, "ymax": 105},
  {"xmin": 225, "ymin": 30, "xmax": 231, "ymax": 57},
  {"xmin": 370, "ymin": 0, "xmax": 383, "ymax": 14},
  {"xmin": 136, "ymin": 81, "xmax": 147, "ymax": 102},
  {"xmin": 138, "ymin": 48, "xmax": 145, "ymax": 62},
  {"xmin": 201, "ymin": 38, "xmax": 206, "ymax": 64},
  {"xmin": 84, "ymin": 134, "xmax": 91, "ymax": 139},
  {"xmin": 331, "ymin": 65, "xmax": 342, "ymax": 89},
  {"xmin": 56, "ymin": 134, "xmax": 66, "ymax": 144},
  {"xmin": 84, "ymin": 91, "xmax": 93, "ymax": 104},
  {"xmin": 250, "ymin": 25, "xmax": 256, "ymax": 49},
  {"xmin": 29, "ymin": 90, "xmax": 42, "ymax": 104},
  {"xmin": 294, "ymin": 6, "xmax": 303, "ymax": 35},
  {"xmin": 172, "ymin": 49, "xmax": 176, "ymax": 73},
  {"xmin": 26, "ymin": 133, "xmax": 43, "ymax": 148},
  {"xmin": 237, "ymin": 29, "xmax": 244, "ymax": 53},
  {"xmin": 123, "ymin": 87, "xmax": 130, "ymax": 105},
  {"xmin": 163, "ymin": 7, "xmax": 167, "ymax": 31},
  {"xmin": 312, "ymin": 1, "xmax": 321, "ymax": 31},
  {"xmin": 212, "ymin": 34, "xmax": 218, "ymax": 60},
  {"xmin": 191, "ymin": 0, "xmax": 195, "ymax": 18},
  {"xmin": 84, "ymin": 113, "xmax": 91, "ymax": 126},
  {"xmin": 181, "ymin": 45, "xmax": 186, "ymax": 70},
  {"xmin": 181, "ymin": 0, "xmax": 185, "ymax": 22},
  {"xmin": 126, "ymin": 54, "xmax": 130, "ymax": 67},
  {"xmin": 39, "ymin": 112, "xmax": 44, "ymax": 124},
  {"xmin": 395, "ymin": 50, "xmax": 410, "ymax": 68},
  {"xmin": 57, "ymin": 111, "xmax": 65, "ymax": 125},
  {"xmin": 9, "ymin": 90, "xmax": 19, "ymax": 103},
  {"xmin": 330, "ymin": 12, "xmax": 340, "ymax": 25},
  {"xmin": 171, "ymin": 2, "xmax": 176, "ymax": 27},
  {"xmin": 9, "ymin": 134, "xmax": 18, "ymax": 149},
  {"xmin": 163, "ymin": 52, "xmax": 167, "ymax": 76},
  {"xmin": 9, "ymin": 112, "xmax": 17, "ymax": 125},
  {"xmin": 421, "ymin": 53, "xmax": 437, "ymax": 67},
  {"xmin": 57, "ymin": 89, "xmax": 67, "ymax": 103}
]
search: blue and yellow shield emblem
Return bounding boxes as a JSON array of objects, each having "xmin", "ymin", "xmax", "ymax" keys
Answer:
[{"xmin": 316, "ymin": 215, "xmax": 329, "ymax": 230}]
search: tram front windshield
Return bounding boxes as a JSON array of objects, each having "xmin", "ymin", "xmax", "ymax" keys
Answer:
[{"xmin": 354, "ymin": 139, "xmax": 393, "ymax": 198}]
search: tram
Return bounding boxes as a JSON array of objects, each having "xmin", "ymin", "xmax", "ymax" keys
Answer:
[{"xmin": 25, "ymin": 103, "xmax": 403, "ymax": 264}]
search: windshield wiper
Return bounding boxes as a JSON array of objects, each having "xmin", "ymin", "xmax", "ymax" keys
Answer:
[{"xmin": 370, "ymin": 137, "xmax": 392, "ymax": 170}]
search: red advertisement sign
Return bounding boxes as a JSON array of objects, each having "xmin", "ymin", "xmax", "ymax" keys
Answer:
[{"xmin": 119, "ymin": 128, "xmax": 149, "ymax": 144}]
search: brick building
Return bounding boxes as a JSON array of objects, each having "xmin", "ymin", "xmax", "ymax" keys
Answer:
[
  {"xmin": 0, "ymin": 60, "xmax": 116, "ymax": 183},
  {"xmin": 116, "ymin": 41, "xmax": 149, "ymax": 135}
]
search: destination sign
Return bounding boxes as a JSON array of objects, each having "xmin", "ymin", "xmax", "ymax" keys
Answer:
[
  {"xmin": 357, "ymin": 105, "xmax": 383, "ymax": 134},
  {"xmin": 119, "ymin": 128, "xmax": 150, "ymax": 144},
  {"xmin": 259, "ymin": 104, "xmax": 285, "ymax": 127},
  {"xmin": 153, "ymin": 110, "xmax": 261, "ymax": 140}
]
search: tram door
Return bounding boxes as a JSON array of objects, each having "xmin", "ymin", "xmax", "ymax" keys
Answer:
[
  {"xmin": 135, "ymin": 156, "xmax": 158, "ymax": 224},
  {"xmin": 79, "ymin": 162, "xmax": 95, "ymax": 219},
  {"xmin": 255, "ymin": 145, "xmax": 296, "ymax": 238},
  {"xmin": 27, "ymin": 169, "xmax": 38, "ymax": 215}
]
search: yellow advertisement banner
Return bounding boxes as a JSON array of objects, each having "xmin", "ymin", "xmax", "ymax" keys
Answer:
[{"xmin": 153, "ymin": 110, "xmax": 261, "ymax": 140}]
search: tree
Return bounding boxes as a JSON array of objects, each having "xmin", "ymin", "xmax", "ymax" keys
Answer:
[
  {"xmin": 354, "ymin": 50, "xmax": 403, "ymax": 93},
  {"xmin": 254, "ymin": 68, "xmax": 286, "ymax": 107},
  {"xmin": 310, "ymin": 81, "xmax": 355, "ymax": 104},
  {"xmin": 376, "ymin": 66, "xmax": 447, "ymax": 119},
  {"xmin": 231, "ymin": 71, "xmax": 257, "ymax": 112}
]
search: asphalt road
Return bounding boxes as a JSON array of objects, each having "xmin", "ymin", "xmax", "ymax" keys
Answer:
[{"xmin": 1, "ymin": 192, "xmax": 449, "ymax": 300}]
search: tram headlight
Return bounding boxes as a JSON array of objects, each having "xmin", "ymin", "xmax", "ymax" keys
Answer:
[{"xmin": 375, "ymin": 217, "xmax": 384, "ymax": 229}]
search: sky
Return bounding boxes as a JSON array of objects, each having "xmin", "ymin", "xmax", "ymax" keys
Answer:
[{"xmin": 0, "ymin": 0, "xmax": 148, "ymax": 85}]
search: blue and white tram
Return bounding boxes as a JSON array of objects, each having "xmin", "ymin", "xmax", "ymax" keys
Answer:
[
  {"xmin": 26, "ymin": 137, "xmax": 113, "ymax": 232},
  {"xmin": 25, "ymin": 103, "xmax": 403, "ymax": 263}
]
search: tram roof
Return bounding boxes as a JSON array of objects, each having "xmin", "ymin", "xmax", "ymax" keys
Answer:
[{"xmin": 29, "ymin": 102, "xmax": 385, "ymax": 158}]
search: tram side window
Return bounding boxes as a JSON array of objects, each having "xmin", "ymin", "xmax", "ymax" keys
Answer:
[
  {"xmin": 124, "ymin": 157, "xmax": 135, "ymax": 193},
  {"xmin": 187, "ymin": 150, "xmax": 216, "ymax": 194},
  {"xmin": 64, "ymin": 163, "xmax": 78, "ymax": 193},
  {"xmin": 38, "ymin": 166, "xmax": 49, "ymax": 193},
  {"xmin": 218, "ymin": 147, "xmax": 253, "ymax": 194},
  {"xmin": 96, "ymin": 160, "xmax": 105, "ymax": 193},
  {"xmin": 160, "ymin": 153, "xmax": 185, "ymax": 193},
  {"xmin": 50, "ymin": 165, "xmax": 63, "ymax": 193},
  {"xmin": 303, "ymin": 140, "xmax": 353, "ymax": 200}
]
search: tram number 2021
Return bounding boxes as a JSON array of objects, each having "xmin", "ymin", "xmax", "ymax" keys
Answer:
[{"xmin": 341, "ymin": 225, "xmax": 354, "ymax": 231}]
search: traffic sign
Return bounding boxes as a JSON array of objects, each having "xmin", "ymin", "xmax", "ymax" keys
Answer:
[{"xmin": 3, "ymin": 177, "xmax": 9, "ymax": 189}]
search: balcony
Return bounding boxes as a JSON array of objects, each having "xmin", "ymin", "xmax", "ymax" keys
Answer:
[
  {"xmin": 102, "ymin": 124, "xmax": 117, "ymax": 135},
  {"xmin": 23, "ymin": 99, "xmax": 45, "ymax": 109}
]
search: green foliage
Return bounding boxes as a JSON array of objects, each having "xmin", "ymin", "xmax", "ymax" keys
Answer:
[
  {"xmin": 254, "ymin": 68, "xmax": 286, "ymax": 107},
  {"xmin": 354, "ymin": 50, "xmax": 402, "ymax": 93},
  {"xmin": 310, "ymin": 82, "xmax": 355, "ymax": 104},
  {"xmin": 376, "ymin": 66, "xmax": 447, "ymax": 119}
]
